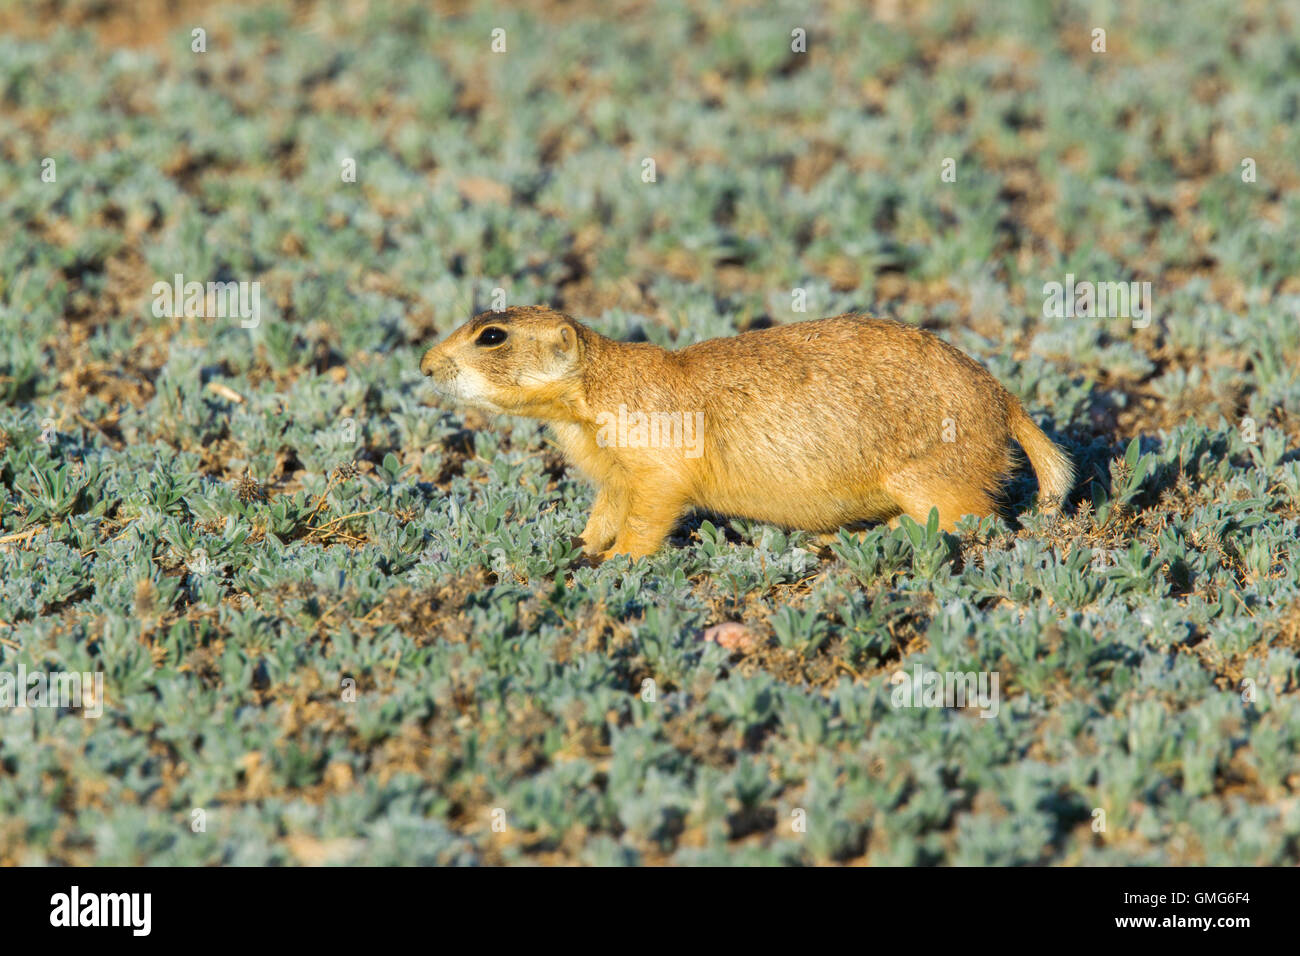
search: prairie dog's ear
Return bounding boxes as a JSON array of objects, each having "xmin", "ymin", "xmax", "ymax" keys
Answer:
[{"xmin": 554, "ymin": 322, "xmax": 579, "ymax": 363}]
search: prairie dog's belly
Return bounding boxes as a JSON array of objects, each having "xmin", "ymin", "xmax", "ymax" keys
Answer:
[{"xmin": 698, "ymin": 480, "xmax": 899, "ymax": 530}]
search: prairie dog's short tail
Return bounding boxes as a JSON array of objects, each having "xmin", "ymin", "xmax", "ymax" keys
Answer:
[{"xmin": 1006, "ymin": 395, "xmax": 1074, "ymax": 510}]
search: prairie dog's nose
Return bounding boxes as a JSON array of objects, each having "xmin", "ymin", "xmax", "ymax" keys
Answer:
[{"xmin": 419, "ymin": 347, "xmax": 439, "ymax": 377}]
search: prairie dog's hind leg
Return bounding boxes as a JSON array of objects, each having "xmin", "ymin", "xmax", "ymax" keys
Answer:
[{"xmin": 883, "ymin": 469, "xmax": 995, "ymax": 532}]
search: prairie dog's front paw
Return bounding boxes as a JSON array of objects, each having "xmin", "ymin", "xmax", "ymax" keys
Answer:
[{"xmin": 576, "ymin": 526, "xmax": 616, "ymax": 556}]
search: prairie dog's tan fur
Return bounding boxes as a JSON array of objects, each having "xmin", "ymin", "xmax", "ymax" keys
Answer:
[{"xmin": 420, "ymin": 306, "xmax": 1074, "ymax": 559}]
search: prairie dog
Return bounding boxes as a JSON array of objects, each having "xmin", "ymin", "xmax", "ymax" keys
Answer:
[{"xmin": 420, "ymin": 306, "xmax": 1074, "ymax": 559}]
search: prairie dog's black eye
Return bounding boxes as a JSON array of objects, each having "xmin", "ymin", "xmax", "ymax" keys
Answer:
[{"xmin": 476, "ymin": 327, "xmax": 507, "ymax": 347}]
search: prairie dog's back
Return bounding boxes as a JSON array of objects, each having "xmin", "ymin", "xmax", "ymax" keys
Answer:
[
  {"xmin": 674, "ymin": 315, "xmax": 997, "ymax": 404},
  {"xmin": 671, "ymin": 315, "xmax": 1010, "ymax": 468}
]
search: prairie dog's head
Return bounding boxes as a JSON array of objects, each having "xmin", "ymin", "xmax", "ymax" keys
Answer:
[{"xmin": 420, "ymin": 306, "xmax": 585, "ymax": 415}]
